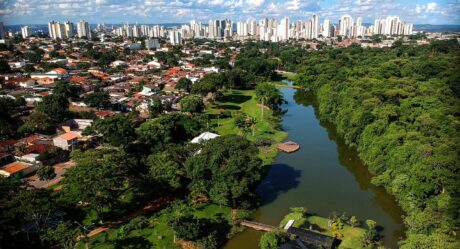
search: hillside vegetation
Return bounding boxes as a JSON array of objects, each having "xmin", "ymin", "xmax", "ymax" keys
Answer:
[{"xmin": 291, "ymin": 40, "xmax": 460, "ymax": 247}]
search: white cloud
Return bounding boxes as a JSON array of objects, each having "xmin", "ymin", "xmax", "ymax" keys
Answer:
[
  {"xmin": 285, "ymin": 0, "xmax": 301, "ymax": 10},
  {"xmin": 426, "ymin": 2, "xmax": 437, "ymax": 12},
  {"xmin": 1, "ymin": 0, "xmax": 460, "ymax": 25},
  {"xmin": 247, "ymin": 0, "xmax": 264, "ymax": 7}
]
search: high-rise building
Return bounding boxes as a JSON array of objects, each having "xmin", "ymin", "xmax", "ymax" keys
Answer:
[
  {"xmin": 77, "ymin": 20, "xmax": 91, "ymax": 38},
  {"xmin": 169, "ymin": 30, "xmax": 182, "ymax": 45},
  {"xmin": 311, "ymin": 14, "xmax": 320, "ymax": 39},
  {"xmin": 21, "ymin": 26, "xmax": 31, "ymax": 38},
  {"xmin": 321, "ymin": 18, "xmax": 332, "ymax": 38},
  {"xmin": 63, "ymin": 21, "xmax": 74, "ymax": 38},
  {"xmin": 248, "ymin": 19, "xmax": 257, "ymax": 35},
  {"xmin": 145, "ymin": 38, "xmax": 160, "ymax": 50},
  {"xmin": 237, "ymin": 21, "xmax": 248, "ymax": 36},
  {"xmin": 339, "ymin": 15, "xmax": 354, "ymax": 37},
  {"xmin": 0, "ymin": 22, "xmax": 5, "ymax": 39},
  {"xmin": 278, "ymin": 16, "xmax": 289, "ymax": 41},
  {"xmin": 48, "ymin": 21, "xmax": 73, "ymax": 39},
  {"xmin": 373, "ymin": 16, "xmax": 412, "ymax": 36}
]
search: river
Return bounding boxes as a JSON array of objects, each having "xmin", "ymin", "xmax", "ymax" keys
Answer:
[{"xmin": 224, "ymin": 81, "xmax": 405, "ymax": 249}]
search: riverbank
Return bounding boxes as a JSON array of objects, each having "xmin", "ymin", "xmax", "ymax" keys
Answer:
[
  {"xmin": 277, "ymin": 210, "xmax": 369, "ymax": 249},
  {"xmin": 224, "ymin": 81, "xmax": 405, "ymax": 249},
  {"xmin": 206, "ymin": 89, "xmax": 288, "ymax": 164}
]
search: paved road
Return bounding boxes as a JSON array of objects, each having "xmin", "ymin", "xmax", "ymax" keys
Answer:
[{"xmin": 28, "ymin": 161, "xmax": 74, "ymax": 189}]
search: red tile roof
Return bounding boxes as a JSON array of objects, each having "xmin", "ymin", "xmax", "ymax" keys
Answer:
[
  {"xmin": 57, "ymin": 132, "xmax": 80, "ymax": 141},
  {"xmin": 0, "ymin": 162, "xmax": 29, "ymax": 174}
]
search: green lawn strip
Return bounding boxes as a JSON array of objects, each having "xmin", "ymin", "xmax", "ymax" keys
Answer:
[
  {"xmin": 206, "ymin": 89, "xmax": 287, "ymax": 165},
  {"xmin": 76, "ymin": 204, "xmax": 231, "ymax": 249},
  {"xmin": 279, "ymin": 213, "xmax": 369, "ymax": 249}
]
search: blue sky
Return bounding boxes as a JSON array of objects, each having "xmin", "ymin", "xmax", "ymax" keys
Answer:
[{"xmin": 1, "ymin": 0, "xmax": 459, "ymax": 25}]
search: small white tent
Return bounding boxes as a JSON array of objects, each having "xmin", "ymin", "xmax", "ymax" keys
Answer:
[{"xmin": 191, "ymin": 132, "xmax": 220, "ymax": 144}]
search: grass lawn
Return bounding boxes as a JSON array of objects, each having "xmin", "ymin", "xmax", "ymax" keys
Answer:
[
  {"xmin": 279, "ymin": 212, "xmax": 370, "ymax": 249},
  {"xmin": 206, "ymin": 89, "xmax": 288, "ymax": 165},
  {"xmin": 76, "ymin": 204, "xmax": 232, "ymax": 249}
]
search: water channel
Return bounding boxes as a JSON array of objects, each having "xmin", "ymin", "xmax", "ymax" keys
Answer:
[{"xmin": 224, "ymin": 81, "xmax": 405, "ymax": 249}]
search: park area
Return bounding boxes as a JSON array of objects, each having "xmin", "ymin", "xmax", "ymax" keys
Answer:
[
  {"xmin": 74, "ymin": 89, "xmax": 288, "ymax": 249},
  {"xmin": 206, "ymin": 89, "xmax": 287, "ymax": 164}
]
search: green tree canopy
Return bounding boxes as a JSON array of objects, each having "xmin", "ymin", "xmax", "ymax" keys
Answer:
[
  {"xmin": 84, "ymin": 90, "xmax": 111, "ymax": 108},
  {"xmin": 84, "ymin": 114, "xmax": 136, "ymax": 147},
  {"xmin": 180, "ymin": 95, "xmax": 205, "ymax": 114},
  {"xmin": 185, "ymin": 135, "xmax": 262, "ymax": 208},
  {"xmin": 176, "ymin": 77, "xmax": 193, "ymax": 92},
  {"xmin": 62, "ymin": 149, "xmax": 135, "ymax": 222},
  {"xmin": 18, "ymin": 111, "xmax": 55, "ymax": 135}
]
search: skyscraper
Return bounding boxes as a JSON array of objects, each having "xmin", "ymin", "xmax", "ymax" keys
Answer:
[
  {"xmin": 321, "ymin": 18, "xmax": 331, "ymax": 38},
  {"xmin": 48, "ymin": 21, "xmax": 73, "ymax": 39},
  {"xmin": 339, "ymin": 15, "xmax": 354, "ymax": 37},
  {"xmin": 311, "ymin": 14, "xmax": 320, "ymax": 39},
  {"xmin": 21, "ymin": 26, "xmax": 30, "ymax": 38},
  {"xmin": 77, "ymin": 20, "xmax": 92, "ymax": 38},
  {"xmin": 169, "ymin": 30, "xmax": 182, "ymax": 45},
  {"xmin": 63, "ymin": 21, "xmax": 74, "ymax": 38},
  {"xmin": 278, "ymin": 16, "xmax": 289, "ymax": 41},
  {"xmin": 0, "ymin": 22, "xmax": 5, "ymax": 39}
]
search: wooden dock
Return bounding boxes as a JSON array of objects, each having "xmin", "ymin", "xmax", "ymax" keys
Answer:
[
  {"xmin": 238, "ymin": 220, "xmax": 279, "ymax": 232},
  {"xmin": 277, "ymin": 141, "xmax": 300, "ymax": 153}
]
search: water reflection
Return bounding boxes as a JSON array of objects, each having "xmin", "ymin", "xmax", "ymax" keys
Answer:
[
  {"xmin": 224, "ymin": 85, "xmax": 405, "ymax": 249},
  {"xmin": 257, "ymin": 164, "xmax": 302, "ymax": 205}
]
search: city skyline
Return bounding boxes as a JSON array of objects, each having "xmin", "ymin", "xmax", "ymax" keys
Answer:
[{"xmin": 1, "ymin": 0, "xmax": 460, "ymax": 25}]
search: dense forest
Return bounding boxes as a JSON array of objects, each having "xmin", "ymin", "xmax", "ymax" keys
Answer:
[{"xmin": 287, "ymin": 41, "xmax": 460, "ymax": 248}]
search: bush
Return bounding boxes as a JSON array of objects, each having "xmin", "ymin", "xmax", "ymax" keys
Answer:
[{"xmin": 254, "ymin": 137, "xmax": 275, "ymax": 147}]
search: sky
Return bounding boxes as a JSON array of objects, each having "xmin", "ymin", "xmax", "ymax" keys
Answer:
[{"xmin": 1, "ymin": 0, "xmax": 460, "ymax": 25}]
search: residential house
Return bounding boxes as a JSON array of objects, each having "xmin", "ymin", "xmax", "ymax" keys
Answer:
[
  {"xmin": 0, "ymin": 161, "xmax": 38, "ymax": 178},
  {"xmin": 53, "ymin": 131, "xmax": 81, "ymax": 150}
]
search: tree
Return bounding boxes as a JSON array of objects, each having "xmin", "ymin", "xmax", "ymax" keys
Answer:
[
  {"xmin": 180, "ymin": 95, "xmax": 204, "ymax": 114},
  {"xmin": 255, "ymin": 83, "xmax": 285, "ymax": 119},
  {"xmin": 290, "ymin": 207, "xmax": 307, "ymax": 217},
  {"xmin": 170, "ymin": 215, "xmax": 204, "ymax": 241},
  {"xmin": 85, "ymin": 114, "xmax": 136, "ymax": 147},
  {"xmin": 37, "ymin": 166, "xmax": 56, "ymax": 184},
  {"xmin": 97, "ymin": 52, "xmax": 117, "ymax": 69},
  {"xmin": 42, "ymin": 221, "xmax": 78, "ymax": 249},
  {"xmin": 362, "ymin": 219, "xmax": 378, "ymax": 244},
  {"xmin": 136, "ymin": 113, "xmax": 203, "ymax": 151},
  {"xmin": 23, "ymin": 64, "xmax": 36, "ymax": 73},
  {"xmin": 349, "ymin": 216, "xmax": 359, "ymax": 228},
  {"xmin": 18, "ymin": 111, "xmax": 55, "ymax": 135},
  {"xmin": 0, "ymin": 97, "xmax": 24, "ymax": 140},
  {"xmin": 259, "ymin": 231, "xmax": 285, "ymax": 249},
  {"xmin": 13, "ymin": 188, "xmax": 57, "ymax": 237},
  {"xmin": 0, "ymin": 177, "xmax": 27, "ymax": 247},
  {"xmin": 176, "ymin": 77, "xmax": 193, "ymax": 92},
  {"xmin": 53, "ymin": 81, "xmax": 81, "ymax": 98},
  {"xmin": 185, "ymin": 135, "xmax": 262, "ymax": 208},
  {"xmin": 84, "ymin": 90, "xmax": 111, "ymax": 108},
  {"xmin": 36, "ymin": 94, "xmax": 69, "ymax": 123},
  {"xmin": 148, "ymin": 97, "xmax": 166, "ymax": 118},
  {"xmin": 62, "ymin": 149, "xmax": 134, "ymax": 223},
  {"xmin": 0, "ymin": 60, "xmax": 11, "ymax": 73},
  {"xmin": 191, "ymin": 73, "xmax": 223, "ymax": 96},
  {"xmin": 37, "ymin": 147, "xmax": 69, "ymax": 166},
  {"xmin": 146, "ymin": 151, "xmax": 184, "ymax": 191}
]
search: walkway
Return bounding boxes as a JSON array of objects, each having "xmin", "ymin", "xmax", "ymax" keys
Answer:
[
  {"xmin": 27, "ymin": 161, "xmax": 74, "ymax": 189},
  {"xmin": 238, "ymin": 220, "xmax": 279, "ymax": 232},
  {"xmin": 87, "ymin": 197, "xmax": 172, "ymax": 237}
]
